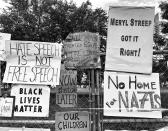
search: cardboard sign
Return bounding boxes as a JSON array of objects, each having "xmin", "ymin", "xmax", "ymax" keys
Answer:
[
  {"xmin": 105, "ymin": 6, "xmax": 154, "ymax": 74},
  {"xmin": 104, "ymin": 72, "xmax": 162, "ymax": 118},
  {"xmin": 3, "ymin": 40, "xmax": 62, "ymax": 85},
  {"xmin": 56, "ymin": 86, "xmax": 77, "ymax": 107},
  {"xmin": 59, "ymin": 63, "xmax": 77, "ymax": 86},
  {"xmin": 0, "ymin": 127, "xmax": 50, "ymax": 131},
  {"xmin": 64, "ymin": 31, "xmax": 100, "ymax": 69},
  {"xmin": 55, "ymin": 111, "xmax": 90, "ymax": 131},
  {"xmin": 0, "ymin": 33, "xmax": 11, "ymax": 61},
  {"xmin": 11, "ymin": 84, "xmax": 50, "ymax": 117},
  {"xmin": 54, "ymin": 64, "xmax": 77, "ymax": 107},
  {"xmin": 0, "ymin": 96, "xmax": 14, "ymax": 117}
]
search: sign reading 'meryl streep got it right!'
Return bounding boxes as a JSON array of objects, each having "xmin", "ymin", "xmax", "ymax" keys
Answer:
[{"xmin": 105, "ymin": 6, "xmax": 154, "ymax": 74}]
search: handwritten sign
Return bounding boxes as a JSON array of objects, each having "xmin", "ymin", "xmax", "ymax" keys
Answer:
[
  {"xmin": 11, "ymin": 84, "xmax": 50, "ymax": 117},
  {"xmin": 105, "ymin": 6, "xmax": 154, "ymax": 74},
  {"xmin": 64, "ymin": 31, "xmax": 100, "ymax": 69},
  {"xmin": 0, "ymin": 127, "xmax": 50, "ymax": 131},
  {"xmin": 59, "ymin": 63, "xmax": 77, "ymax": 86},
  {"xmin": 54, "ymin": 64, "xmax": 77, "ymax": 107},
  {"xmin": 56, "ymin": 86, "xmax": 77, "ymax": 107},
  {"xmin": 0, "ymin": 97, "xmax": 14, "ymax": 117},
  {"xmin": 105, "ymin": 130, "xmax": 148, "ymax": 131},
  {"xmin": 0, "ymin": 33, "xmax": 11, "ymax": 61},
  {"xmin": 55, "ymin": 111, "xmax": 90, "ymax": 131},
  {"xmin": 104, "ymin": 71, "xmax": 162, "ymax": 118},
  {"xmin": 3, "ymin": 40, "xmax": 62, "ymax": 85}
]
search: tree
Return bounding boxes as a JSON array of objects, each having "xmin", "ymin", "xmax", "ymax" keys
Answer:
[
  {"xmin": 159, "ymin": 1, "xmax": 168, "ymax": 34},
  {"xmin": 152, "ymin": 1, "xmax": 168, "ymax": 85},
  {"xmin": 0, "ymin": 0, "xmax": 107, "ymax": 42}
]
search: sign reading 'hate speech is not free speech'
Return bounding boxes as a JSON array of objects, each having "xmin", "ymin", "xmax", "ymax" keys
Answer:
[{"xmin": 3, "ymin": 40, "xmax": 62, "ymax": 85}]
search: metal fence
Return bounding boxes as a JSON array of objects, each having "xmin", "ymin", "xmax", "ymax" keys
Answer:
[
  {"xmin": 0, "ymin": 66, "xmax": 94, "ymax": 131},
  {"xmin": 1, "ymin": 51, "xmax": 168, "ymax": 131}
]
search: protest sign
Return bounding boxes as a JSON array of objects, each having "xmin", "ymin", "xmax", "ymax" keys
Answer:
[
  {"xmin": 55, "ymin": 64, "xmax": 77, "ymax": 107},
  {"xmin": 0, "ymin": 96, "xmax": 15, "ymax": 117},
  {"xmin": 0, "ymin": 127, "xmax": 50, "ymax": 131},
  {"xmin": 64, "ymin": 31, "xmax": 100, "ymax": 69},
  {"xmin": 11, "ymin": 84, "xmax": 50, "ymax": 117},
  {"xmin": 156, "ymin": 127, "xmax": 168, "ymax": 131},
  {"xmin": 105, "ymin": 6, "xmax": 154, "ymax": 74},
  {"xmin": 55, "ymin": 111, "xmax": 90, "ymax": 131},
  {"xmin": 3, "ymin": 40, "xmax": 62, "ymax": 85},
  {"xmin": 105, "ymin": 130, "xmax": 148, "ymax": 131},
  {"xmin": 0, "ymin": 33, "xmax": 11, "ymax": 61},
  {"xmin": 59, "ymin": 63, "xmax": 77, "ymax": 86},
  {"xmin": 56, "ymin": 86, "xmax": 77, "ymax": 107},
  {"xmin": 104, "ymin": 71, "xmax": 162, "ymax": 118}
]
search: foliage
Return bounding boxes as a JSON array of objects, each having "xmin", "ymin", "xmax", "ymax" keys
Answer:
[
  {"xmin": 0, "ymin": 0, "xmax": 107, "ymax": 42},
  {"xmin": 159, "ymin": 1, "xmax": 168, "ymax": 34}
]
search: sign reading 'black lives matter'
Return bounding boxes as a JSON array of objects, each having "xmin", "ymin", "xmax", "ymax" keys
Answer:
[
  {"xmin": 3, "ymin": 40, "xmax": 62, "ymax": 85},
  {"xmin": 105, "ymin": 6, "xmax": 154, "ymax": 74},
  {"xmin": 104, "ymin": 72, "xmax": 161, "ymax": 118},
  {"xmin": 11, "ymin": 84, "xmax": 50, "ymax": 117}
]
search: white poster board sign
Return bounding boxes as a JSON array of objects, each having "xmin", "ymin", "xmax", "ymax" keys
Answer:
[
  {"xmin": 0, "ymin": 33, "xmax": 11, "ymax": 61},
  {"xmin": 0, "ymin": 127, "xmax": 50, "ymax": 131},
  {"xmin": 55, "ymin": 111, "xmax": 90, "ymax": 131},
  {"xmin": 0, "ymin": 97, "xmax": 14, "ymax": 117},
  {"xmin": 105, "ymin": 130, "xmax": 148, "ymax": 131},
  {"xmin": 11, "ymin": 84, "xmax": 50, "ymax": 117},
  {"xmin": 105, "ymin": 6, "xmax": 154, "ymax": 74},
  {"xmin": 104, "ymin": 71, "xmax": 162, "ymax": 118},
  {"xmin": 3, "ymin": 40, "xmax": 62, "ymax": 85}
]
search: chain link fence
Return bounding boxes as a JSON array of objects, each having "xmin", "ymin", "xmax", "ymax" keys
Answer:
[
  {"xmin": 0, "ymin": 66, "xmax": 94, "ymax": 131},
  {"xmin": 1, "ymin": 51, "xmax": 168, "ymax": 131}
]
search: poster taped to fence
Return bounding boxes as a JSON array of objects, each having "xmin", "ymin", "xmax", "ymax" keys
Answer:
[
  {"xmin": 105, "ymin": 6, "xmax": 154, "ymax": 74},
  {"xmin": 56, "ymin": 86, "xmax": 77, "ymax": 107},
  {"xmin": 0, "ymin": 33, "xmax": 11, "ymax": 61},
  {"xmin": 104, "ymin": 71, "xmax": 162, "ymax": 118},
  {"xmin": 59, "ymin": 63, "xmax": 77, "ymax": 86},
  {"xmin": 55, "ymin": 111, "xmax": 90, "ymax": 131},
  {"xmin": 0, "ymin": 127, "xmax": 50, "ymax": 131},
  {"xmin": 3, "ymin": 40, "xmax": 62, "ymax": 85},
  {"xmin": 11, "ymin": 84, "xmax": 50, "ymax": 117},
  {"xmin": 64, "ymin": 31, "xmax": 100, "ymax": 69},
  {"xmin": 105, "ymin": 130, "xmax": 148, "ymax": 131},
  {"xmin": 0, "ymin": 96, "xmax": 15, "ymax": 117},
  {"xmin": 55, "ymin": 64, "xmax": 77, "ymax": 107}
]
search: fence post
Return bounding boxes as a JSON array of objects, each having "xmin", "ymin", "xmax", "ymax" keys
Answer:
[
  {"xmin": 0, "ymin": 61, "xmax": 1, "ymax": 96},
  {"xmin": 96, "ymin": 69, "xmax": 102, "ymax": 131},
  {"xmin": 91, "ymin": 69, "xmax": 96, "ymax": 131}
]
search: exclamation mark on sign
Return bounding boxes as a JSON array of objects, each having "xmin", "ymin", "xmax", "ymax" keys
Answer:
[{"xmin": 138, "ymin": 48, "xmax": 141, "ymax": 56}]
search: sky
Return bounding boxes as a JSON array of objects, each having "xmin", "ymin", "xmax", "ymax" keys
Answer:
[
  {"xmin": 0, "ymin": 0, "xmax": 166, "ymax": 13},
  {"xmin": 67, "ymin": 0, "xmax": 165, "ymax": 13}
]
